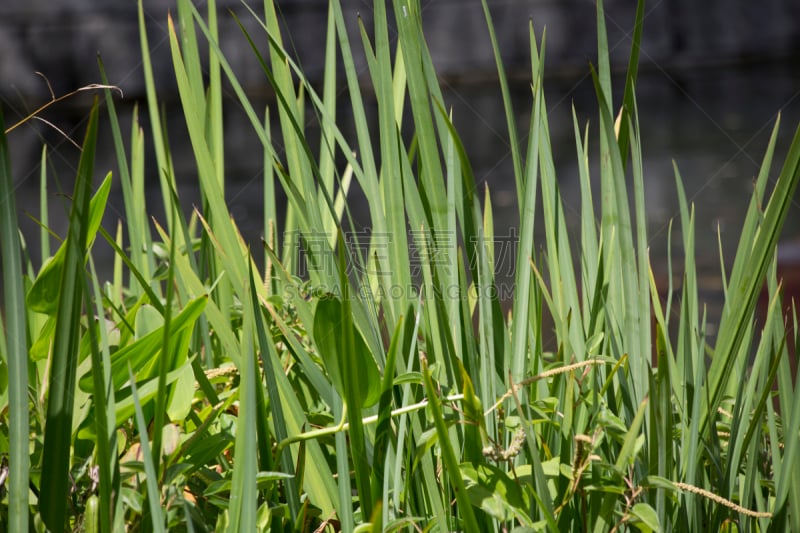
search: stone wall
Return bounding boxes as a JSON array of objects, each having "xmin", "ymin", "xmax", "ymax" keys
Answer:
[{"xmin": 1, "ymin": 0, "xmax": 798, "ymax": 104}]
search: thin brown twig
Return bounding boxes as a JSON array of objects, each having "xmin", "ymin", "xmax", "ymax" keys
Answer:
[
  {"xmin": 4, "ymin": 78, "xmax": 123, "ymax": 135},
  {"xmin": 32, "ymin": 117, "xmax": 82, "ymax": 150},
  {"xmin": 36, "ymin": 71, "xmax": 55, "ymax": 101},
  {"xmin": 485, "ymin": 359, "xmax": 607, "ymax": 416}
]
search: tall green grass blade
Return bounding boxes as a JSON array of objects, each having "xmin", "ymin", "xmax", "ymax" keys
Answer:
[
  {"xmin": 228, "ymin": 265, "xmax": 260, "ymax": 533},
  {"xmin": 99, "ymin": 58, "xmax": 155, "ymax": 294},
  {"xmin": 175, "ymin": 0, "xmax": 235, "ymax": 336},
  {"xmin": 627, "ymin": 105, "xmax": 651, "ymax": 388},
  {"xmin": 0, "ymin": 106, "xmax": 30, "ymax": 533},
  {"xmin": 429, "ymin": 99, "xmax": 499, "ymax": 418},
  {"xmin": 420, "ymin": 355, "xmax": 480, "ymax": 532},
  {"xmin": 672, "ymin": 165, "xmax": 699, "ymax": 460},
  {"xmin": 537, "ymin": 59, "xmax": 585, "ymax": 365},
  {"xmin": 260, "ymin": 1, "xmax": 314, "ymax": 207},
  {"xmin": 38, "ymin": 146, "xmax": 50, "ymax": 260},
  {"xmin": 391, "ymin": 302, "xmax": 449, "ymax": 530},
  {"xmin": 391, "ymin": 0, "xmax": 447, "ymax": 233},
  {"xmin": 205, "ymin": 0, "xmax": 224, "ymax": 192},
  {"xmin": 262, "ymin": 106, "xmax": 277, "ymax": 276},
  {"xmin": 39, "ymin": 101, "xmax": 100, "ymax": 532},
  {"xmin": 138, "ymin": 0, "xmax": 178, "ymax": 237},
  {"xmin": 318, "ymin": 3, "xmax": 339, "ymax": 242},
  {"xmin": 167, "ymin": 15, "xmax": 245, "ymax": 294},
  {"xmin": 149, "ymin": 194, "xmax": 179, "ymax": 479},
  {"xmin": 85, "ymin": 257, "xmax": 119, "ymax": 533},
  {"xmin": 336, "ymin": 233, "xmax": 375, "ymax": 518},
  {"xmin": 616, "ymin": 0, "xmax": 645, "ymax": 168},
  {"xmin": 129, "ymin": 368, "xmax": 166, "ymax": 533},
  {"xmin": 590, "ymin": 64, "xmax": 644, "ymax": 404},
  {"xmin": 594, "ymin": 0, "xmax": 613, "ymax": 114},
  {"xmin": 479, "ymin": 0, "xmax": 524, "ymax": 200},
  {"xmin": 704, "ymin": 121, "xmax": 800, "ymax": 436},
  {"xmin": 2, "ymin": 1, "xmax": 796, "ymax": 529},
  {"xmin": 361, "ymin": 0, "xmax": 411, "ymax": 325},
  {"xmin": 333, "ymin": 392, "xmax": 354, "ymax": 531},
  {"xmin": 510, "ymin": 23, "xmax": 543, "ymax": 383},
  {"xmin": 573, "ymin": 109, "xmax": 599, "ymax": 331},
  {"xmin": 251, "ymin": 299, "xmax": 301, "ymax": 522},
  {"xmin": 372, "ymin": 310, "xmax": 408, "ymax": 511}
]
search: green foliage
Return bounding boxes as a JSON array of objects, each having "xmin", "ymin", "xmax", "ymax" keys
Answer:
[{"xmin": 1, "ymin": 0, "xmax": 799, "ymax": 531}]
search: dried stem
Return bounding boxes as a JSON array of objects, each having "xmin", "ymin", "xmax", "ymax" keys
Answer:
[
  {"xmin": 485, "ymin": 359, "xmax": 608, "ymax": 416},
  {"xmin": 4, "ymin": 76, "xmax": 123, "ymax": 135},
  {"xmin": 674, "ymin": 481, "xmax": 772, "ymax": 518}
]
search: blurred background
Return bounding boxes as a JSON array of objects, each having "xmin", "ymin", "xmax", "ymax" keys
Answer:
[{"xmin": 2, "ymin": 0, "xmax": 800, "ymax": 329}]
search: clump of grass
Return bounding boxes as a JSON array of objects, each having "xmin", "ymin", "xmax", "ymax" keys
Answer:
[{"xmin": 1, "ymin": 0, "xmax": 799, "ymax": 531}]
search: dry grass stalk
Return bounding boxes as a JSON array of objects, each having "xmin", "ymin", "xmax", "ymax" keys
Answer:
[
  {"xmin": 485, "ymin": 359, "xmax": 607, "ymax": 416},
  {"xmin": 673, "ymin": 481, "xmax": 772, "ymax": 518}
]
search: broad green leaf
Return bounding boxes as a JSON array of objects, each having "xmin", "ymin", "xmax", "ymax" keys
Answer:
[
  {"xmin": 27, "ymin": 172, "xmax": 112, "ymax": 315},
  {"xmin": 312, "ymin": 294, "xmax": 381, "ymax": 408},
  {"xmin": 29, "ymin": 316, "xmax": 56, "ymax": 361},
  {"xmin": 460, "ymin": 463, "xmax": 532, "ymax": 525},
  {"xmin": 629, "ymin": 502, "xmax": 660, "ymax": 532},
  {"xmin": 77, "ymin": 295, "xmax": 207, "ymax": 392},
  {"xmin": 166, "ymin": 363, "xmax": 195, "ymax": 421},
  {"xmin": 80, "ymin": 360, "xmax": 194, "ymax": 435},
  {"xmin": 134, "ymin": 304, "xmax": 164, "ymax": 338}
]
